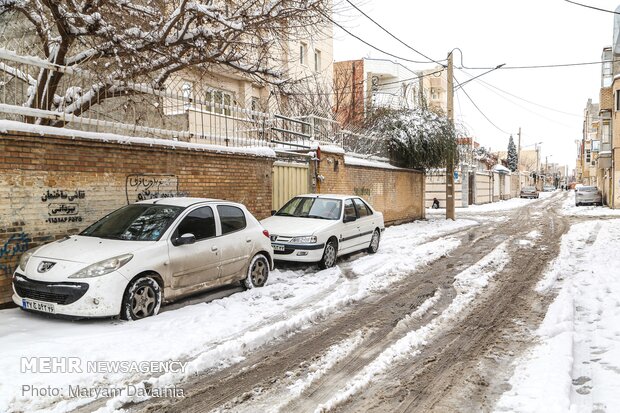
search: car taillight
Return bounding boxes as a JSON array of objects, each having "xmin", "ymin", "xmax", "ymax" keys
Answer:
[{"xmin": 263, "ymin": 229, "xmax": 270, "ymax": 238}]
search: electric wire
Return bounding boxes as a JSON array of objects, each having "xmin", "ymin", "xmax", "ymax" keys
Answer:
[
  {"xmin": 454, "ymin": 74, "xmax": 511, "ymax": 135},
  {"xmin": 564, "ymin": 0, "xmax": 620, "ymax": 15},
  {"xmin": 343, "ymin": 0, "xmax": 446, "ymax": 66},
  {"xmin": 458, "ymin": 69, "xmax": 582, "ymax": 118},
  {"xmin": 324, "ymin": 11, "xmax": 441, "ymax": 65}
]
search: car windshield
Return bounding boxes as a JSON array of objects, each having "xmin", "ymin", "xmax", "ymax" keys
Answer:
[
  {"xmin": 81, "ymin": 204, "xmax": 183, "ymax": 241},
  {"xmin": 580, "ymin": 186, "xmax": 597, "ymax": 192},
  {"xmin": 523, "ymin": 187, "xmax": 536, "ymax": 191},
  {"xmin": 276, "ymin": 197, "xmax": 342, "ymax": 220}
]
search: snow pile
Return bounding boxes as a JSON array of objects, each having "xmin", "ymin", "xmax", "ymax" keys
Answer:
[
  {"xmin": 343, "ymin": 155, "xmax": 402, "ymax": 170},
  {"xmin": 317, "ymin": 241, "xmax": 511, "ymax": 412},
  {"xmin": 495, "ymin": 220, "xmax": 620, "ymax": 412},
  {"xmin": 0, "ymin": 218, "xmax": 476, "ymax": 413}
]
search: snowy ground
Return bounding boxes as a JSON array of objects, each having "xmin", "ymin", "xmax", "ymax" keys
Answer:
[
  {"xmin": 495, "ymin": 220, "xmax": 620, "ymax": 413},
  {"xmin": 0, "ymin": 218, "xmax": 476, "ymax": 413},
  {"xmin": 426, "ymin": 194, "xmax": 539, "ymax": 217}
]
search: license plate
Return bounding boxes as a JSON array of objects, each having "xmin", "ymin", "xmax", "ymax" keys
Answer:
[
  {"xmin": 22, "ymin": 299, "xmax": 56, "ymax": 314},
  {"xmin": 272, "ymin": 244, "xmax": 285, "ymax": 252}
]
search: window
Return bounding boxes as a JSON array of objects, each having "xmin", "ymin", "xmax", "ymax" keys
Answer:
[
  {"xmin": 353, "ymin": 198, "xmax": 372, "ymax": 217},
  {"xmin": 314, "ymin": 49, "xmax": 321, "ymax": 72},
  {"xmin": 300, "ymin": 42, "xmax": 308, "ymax": 65},
  {"xmin": 204, "ymin": 89, "xmax": 233, "ymax": 116},
  {"xmin": 616, "ymin": 91, "xmax": 620, "ymax": 111},
  {"xmin": 431, "ymin": 88, "xmax": 439, "ymax": 100},
  {"xmin": 251, "ymin": 97, "xmax": 260, "ymax": 120},
  {"xmin": 585, "ymin": 149, "xmax": 591, "ymax": 163},
  {"xmin": 603, "ymin": 121, "xmax": 611, "ymax": 144},
  {"xmin": 344, "ymin": 199, "xmax": 356, "ymax": 221},
  {"xmin": 176, "ymin": 206, "xmax": 216, "ymax": 241},
  {"xmin": 217, "ymin": 205, "xmax": 247, "ymax": 234},
  {"xmin": 81, "ymin": 205, "xmax": 182, "ymax": 241}
]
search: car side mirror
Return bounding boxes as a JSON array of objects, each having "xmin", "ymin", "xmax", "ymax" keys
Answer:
[
  {"xmin": 271, "ymin": 210, "xmax": 276, "ymax": 216},
  {"xmin": 343, "ymin": 215, "xmax": 357, "ymax": 223},
  {"xmin": 173, "ymin": 233, "xmax": 196, "ymax": 246}
]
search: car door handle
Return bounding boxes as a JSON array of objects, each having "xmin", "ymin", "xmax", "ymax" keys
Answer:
[
  {"xmin": 246, "ymin": 238, "xmax": 252, "ymax": 243},
  {"xmin": 211, "ymin": 245, "xmax": 218, "ymax": 252}
]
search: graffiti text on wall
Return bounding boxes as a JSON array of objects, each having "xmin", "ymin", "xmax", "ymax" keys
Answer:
[
  {"xmin": 126, "ymin": 174, "xmax": 184, "ymax": 203},
  {"xmin": 43, "ymin": 189, "xmax": 86, "ymax": 223},
  {"xmin": 0, "ymin": 233, "xmax": 30, "ymax": 275}
]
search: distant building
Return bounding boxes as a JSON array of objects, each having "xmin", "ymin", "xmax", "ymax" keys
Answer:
[{"xmin": 332, "ymin": 58, "xmax": 447, "ymax": 127}]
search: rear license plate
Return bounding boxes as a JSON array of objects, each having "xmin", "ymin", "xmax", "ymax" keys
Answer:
[
  {"xmin": 22, "ymin": 299, "xmax": 56, "ymax": 314},
  {"xmin": 272, "ymin": 244, "xmax": 285, "ymax": 252}
]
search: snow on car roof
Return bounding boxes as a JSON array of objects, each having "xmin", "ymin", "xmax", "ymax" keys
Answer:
[{"xmin": 136, "ymin": 197, "xmax": 226, "ymax": 207}]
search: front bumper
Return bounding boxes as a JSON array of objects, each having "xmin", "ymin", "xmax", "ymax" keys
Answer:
[
  {"xmin": 271, "ymin": 242, "xmax": 325, "ymax": 262},
  {"xmin": 12, "ymin": 272, "xmax": 128, "ymax": 318}
]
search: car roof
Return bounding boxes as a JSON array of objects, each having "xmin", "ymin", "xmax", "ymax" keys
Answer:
[
  {"xmin": 295, "ymin": 194, "xmax": 364, "ymax": 200},
  {"xmin": 136, "ymin": 197, "xmax": 229, "ymax": 207}
]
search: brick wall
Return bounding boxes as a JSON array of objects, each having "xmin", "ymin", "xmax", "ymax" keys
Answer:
[
  {"xmin": 0, "ymin": 131, "xmax": 273, "ymax": 306},
  {"xmin": 316, "ymin": 151, "xmax": 425, "ymax": 225}
]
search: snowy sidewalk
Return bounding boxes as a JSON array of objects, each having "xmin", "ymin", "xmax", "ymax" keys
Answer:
[{"xmin": 495, "ymin": 220, "xmax": 620, "ymax": 412}]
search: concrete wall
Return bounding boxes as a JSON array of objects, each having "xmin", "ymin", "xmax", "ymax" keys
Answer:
[
  {"xmin": 317, "ymin": 152, "xmax": 425, "ymax": 225},
  {"xmin": 0, "ymin": 131, "xmax": 274, "ymax": 306}
]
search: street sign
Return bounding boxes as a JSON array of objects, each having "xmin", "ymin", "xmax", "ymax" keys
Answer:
[{"xmin": 454, "ymin": 171, "xmax": 459, "ymax": 181}]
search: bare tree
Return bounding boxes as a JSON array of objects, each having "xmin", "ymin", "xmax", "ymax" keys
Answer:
[{"xmin": 0, "ymin": 0, "xmax": 327, "ymax": 125}]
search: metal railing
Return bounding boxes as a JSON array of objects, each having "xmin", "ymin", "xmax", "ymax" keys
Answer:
[{"xmin": 0, "ymin": 48, "xmax": 390, "ymax": 157}]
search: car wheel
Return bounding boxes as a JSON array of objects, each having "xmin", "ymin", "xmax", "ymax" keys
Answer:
[
  {"xmin": 319, "ymin": 239, "xmax": 338, "ymax": 269},
  {"xmin": 121, "ymin": 276, "xmax": 161, "ymax": 321},
  {"xmin": 243, "ymin": 254, "xmax": 270, "ymax": 289},
  {"xmin": 367, "ymin": 229, "xmax": 380, "ymax": 254}
]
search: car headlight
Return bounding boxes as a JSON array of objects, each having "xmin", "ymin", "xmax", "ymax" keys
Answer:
[
  {"xmin": 289, "ymin": 236, "xmax": 317, "ymax": 244},
  {"xmin": 18, "ymin": 246, "xmax": 42, "ymax": 272},
  {"xmin": 69, "ymin": 254, "xmax": 133, "ymax": 278}
]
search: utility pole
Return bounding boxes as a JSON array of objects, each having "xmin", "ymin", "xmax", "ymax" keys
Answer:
[
  {"xmin": 446, "ymin": 52, "xmax": 455, "ymax": 220},
  {"xmin": 517, "ymin": 127, "xmax": 522, "ymax": 191}
]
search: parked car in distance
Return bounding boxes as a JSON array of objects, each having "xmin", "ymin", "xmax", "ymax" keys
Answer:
[
  {"xmin": 543, "ymin": 185, "xmax": 555, "ymax": 192},
  {"xmin": 261, "ymin": 194, "xmax": 385, "ymax": 269},
  {"xmin": 520, "ymin": 186, "xmax": 539, "ymax": 199},
  {"xmin": 575, "ymin": 186, "xmax": 602, "ymax": 206},
  {"xmin": 13, "ymin": 198, "xmax": 274, "ymax": 320}
]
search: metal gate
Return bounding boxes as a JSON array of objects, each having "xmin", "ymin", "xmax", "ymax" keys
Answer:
[{"xmin": 272, "ymin": 161, "xmax": 310, "ymax": 211}]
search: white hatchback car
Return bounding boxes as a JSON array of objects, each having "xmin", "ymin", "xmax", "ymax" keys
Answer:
[
  {"xmin": 13, "ymin": 198, "xmax": 274, "ymax": 320},
  {"xmin": 261, "ymin": 194, "xmax": 385, "ymax": 268}
]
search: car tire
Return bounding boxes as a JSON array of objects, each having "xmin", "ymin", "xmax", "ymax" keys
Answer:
[
  {"xmin": 243, "ymin": 254, "xmax": 270, "ymax": 289},
  {"xmin": 367, "ymin": 229, "xmax": 380, "ymax": 254},
  {"xmin": 319, "ymin": 239, "xmax": 338, "ymax": 269},
  {"xmin": 121, "ymin": 276, "xmax": 161, "ymax": 321}
]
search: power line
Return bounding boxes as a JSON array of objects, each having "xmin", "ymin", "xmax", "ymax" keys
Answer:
[
  {"xmin": 458, "ymin": 69, "xmax": 582, "ymax": 118},
  {"xmin": 454, "ymin": 74, "xmax": 511, "ymax": 135},
  {"xmin": 325, "ymin": 11, "xmax": 439, "ymax": 65},
  {"xmin": 453, "ymin": 64, "xmax": 505, "ymax": 90},
  {"xmin": 564, "ymin": 0, "xmax": 620, "ymax": 15},
  {"xmin": 344, "ymin": 0, "xmax": 446, "ymax": 66},
  {"xmin": 457, "ymin": 70, "xmax": 575, "ymax": 130}
]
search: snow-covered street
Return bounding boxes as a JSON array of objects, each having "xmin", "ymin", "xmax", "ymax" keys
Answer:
[{"xmin": 3, "ymin": 190, "xmax": 620, "ymax": 413}]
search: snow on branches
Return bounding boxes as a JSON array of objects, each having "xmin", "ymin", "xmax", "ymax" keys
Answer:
[
  {"xmin": 368, "ymin": 107, "xmax": 459, "ymax": 170},
  {"xmin": 0, "ymin": 0, "xmax": 327, "ymax": 124}
]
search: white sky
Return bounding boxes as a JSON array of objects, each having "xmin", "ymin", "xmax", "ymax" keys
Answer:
[{"xmin": 333, "ymin": 0, "xmax": 618, "ymax": 170}]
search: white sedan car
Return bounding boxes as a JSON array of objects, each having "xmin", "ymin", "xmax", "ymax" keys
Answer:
[
  {"xmin": 13, "ymin": 198, "xmax": 274, "ymax": 320},
  {"xmin": 261, "ymin": 194, "xmax": 385, "ymax": 268}
]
